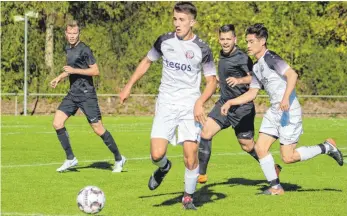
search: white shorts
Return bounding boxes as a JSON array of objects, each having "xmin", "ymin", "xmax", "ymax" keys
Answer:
[
  {"xmin": 260, "ymin": 106, "xmax": 303, "ymax": 145},
  {"xmin": 150, "ymin": 101, "xmax": 201, "ymax": 145}
]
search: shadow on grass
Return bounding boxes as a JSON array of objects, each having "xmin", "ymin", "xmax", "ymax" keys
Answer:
[
  {"xmin": 64, "ymin": 161, "xmax": 118, "ymax": 172},
  {"xmin": 143, "ymin": 177, "xmax": 342, "ymax": 208}
]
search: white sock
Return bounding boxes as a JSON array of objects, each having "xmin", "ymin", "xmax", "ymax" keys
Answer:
[
  {"xmin": 184, "ymin": 166, "xmax": 199, "ymax": 195},
  {"xmin": 151, "ymin": 156, "xmax": 168, "ymax": 168},
  {"xmin": 296, "ymin": 146, "xmax": 323, "ymax": 161},
  {"xmin": 259, "ymin": 154, "xmax": 278, "ymax": 183}
]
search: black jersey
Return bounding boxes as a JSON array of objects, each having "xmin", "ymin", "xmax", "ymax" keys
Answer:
[
  {"xmin": 65, "ymin": 42, "xmax": 97, "ymax": 98},
  {"xmin": 218, "ymin": 46, "xmax": 253, "ymax": 102}
]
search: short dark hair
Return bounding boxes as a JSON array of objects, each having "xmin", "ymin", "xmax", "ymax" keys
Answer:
[
  {"xmin": 245, "ymin": 23, "xmax": 268, "ymax": 41},
  {"xmin": 174, "ymin": 2, "xmax": 197, "ymax": 19},
  {"xmin": 65, "ymin": 20, "xmax": 79, "ymax": 31},
  {"xmin": 219, "ymin": 24, "xmax": 236, "ymax": 36}
]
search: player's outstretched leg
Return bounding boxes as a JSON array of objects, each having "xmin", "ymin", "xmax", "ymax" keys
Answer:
[
  {"xmin": 324, "ymin": 138, "xmax": 344, "ymax": 166},
  {"xmin": 148, "ymin": 157, "xmax": 172, "ymax": 190},
  {"xmin": 295, "ymin": 138, "xmax": 343, "ymax": 166}
]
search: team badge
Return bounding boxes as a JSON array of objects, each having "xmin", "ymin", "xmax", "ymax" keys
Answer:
[
  {"xmin": 185, "ymin": 50, "xmax": 194, "ymax": 59},
  {"xmin": 260, "ymin": 64, "xmax": 264, "ymax": 72}
]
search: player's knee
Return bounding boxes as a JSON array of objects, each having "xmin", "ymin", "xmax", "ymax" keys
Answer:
[
  {"xmin": 151, "ymin": 153, "xmax": 165, "ymax": 162},
  {"xmin": 239, "ymin": 140, "xmax": 254, "ymax": 152},
  {"xmin": 184, "ymin": 158, "xmax": 198, "ymax": 170},
  {"xmin": 91, "ymin": 123, "xmax": 105, "ymax": 136},
  {"xmin": 254, "ymin": 144, "xmax": 267, "ymax": 157},
  {"xmin": 240, "ymin": 144, "xmax": 253, "ymax": 152},
  {"xmin": 281, "ymin": 155, "xmax": 295, "ymax": 164},
  {"xmin": 200, "ymin": 129, "xmax": 213, "ymax": 140},
  {"xmin": 52, "ymin": 121, "xmax": 64, "ymax": 130}
]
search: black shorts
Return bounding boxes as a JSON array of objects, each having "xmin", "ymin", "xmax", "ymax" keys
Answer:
[
  {"xmin": 58, "ymin": 94, "xmax": 101, "ymax": 123},
  {"xmin": 208, "ymin": 99, "xmax": 255, "ymax": 139}
]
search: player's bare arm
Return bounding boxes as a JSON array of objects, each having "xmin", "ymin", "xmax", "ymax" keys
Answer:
[
  {"xmin": 194, "ymin": 75, "xmax": 217, "ymax": 125},
  {"xmin": 63, "ymin": 63, "xmax": 99, "ymax": 76},
  {"xmin": 280, "ymin": 68, "xmax": 298, "ymax": 111},
  {"xmin": 119, "ymin": 56, "xmax": 153, "ymax": 104},
  {"xmin": 226, "ymin": 72, "xmax": 252, "ymax": 87},
  {"xmin": 50, "ymin": 71, "xmax": 69, "ymax": 88},
  {"xmin": 221, "ymin": 88, "xmax": 259, "ymax": 116}
]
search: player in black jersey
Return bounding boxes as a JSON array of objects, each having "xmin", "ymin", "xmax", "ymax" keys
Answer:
[
  {"xmin": 198, "ymin": 24, "xmax": 281, "ymax": 184},
  {"xmin": 50, "ymin": 20, "xmax": 126, "ymax": 173}
]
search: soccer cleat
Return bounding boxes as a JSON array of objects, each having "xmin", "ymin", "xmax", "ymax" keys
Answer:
[
  {"xmin": 275, "ymin": 164, "xmax": 282, "ymax": 177},
  {"xmin": 324, "ymin": 138, "xmax": 344, "ymax": 166},
  {"xmin": 56, "ymin": 157, "xmax": 78, "ymax": 172},
  {"xmin": 262, "ymin": 186, "xmax": 285, "ymax": 195},
  {"xmin": 197, "ymin": 174, "xmax": 208, "ymax": 184},
  {"xmin": 112, "ymin": 155, "xmax": 127, "ymax": 173},
  {"xmin": 182, "ymin": 196, "xmax": 197, "ymax": 210},
  {"xmin": 148, "ymin": 160, "xmax": 172, "ymax": 190}
]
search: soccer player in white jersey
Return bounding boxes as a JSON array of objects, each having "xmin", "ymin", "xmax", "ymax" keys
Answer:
[
  {"xmin": 119, "ymin": 2, "xmax": 217, "ymax": 209},
  {"xmin": 221, "ymin": 23, "xmax": 343, "ymax": 195}
]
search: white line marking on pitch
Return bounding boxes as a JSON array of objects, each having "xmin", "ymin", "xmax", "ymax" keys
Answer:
[
  {"xmin": 2, "ymin": 148, "xmax": 347, "ymax": 168},
  {"xmin": 1, "ymin": 213, "xmax": 84, "ymax": 216}
]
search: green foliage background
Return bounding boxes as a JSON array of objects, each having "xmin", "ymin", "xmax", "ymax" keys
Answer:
[{"xmin": 1, "ymin": 2, "xmax": 347, "ymax": 95}]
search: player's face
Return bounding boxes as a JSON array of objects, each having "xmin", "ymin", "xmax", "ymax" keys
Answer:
[
  {"xmin": 65, "ymin": 26, "xmax": 80, "ymax": 45},
  {"xmin": 219, "ymin": 32, "xmax": 236, "ymax": 54},
  {"xmin": 246, "ymin": 34, "xmax": 265, "ymax": 57},
  {"xmin": 173, "ymin": 10, "xmax": 195, "ymax": 39}
]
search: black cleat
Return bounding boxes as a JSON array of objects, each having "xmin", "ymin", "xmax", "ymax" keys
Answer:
[
  {"xmin": 182, "ymin": 196, "xmax": 197, "ymax": 210},
  {"xmin": 325, "ymin": 139, "xmax": 344, "ymax": 166},
  {"xmin": 148, "ymin": 160, "xmax": 172, "ymax": 190}
]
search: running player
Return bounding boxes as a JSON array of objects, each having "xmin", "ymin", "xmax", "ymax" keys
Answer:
[
  {"xmin": 51, "ymin": 20, "xmax": 126, "ymax": 173},
  {"xmin": 221, "ymin": 23, "xmax": 343, "ymax": 195},
  {"xmin": 119, "ymin": 2, "xmax": 217, "ymax": 209},
  {"xmin": 198, "ymin": 24, "xmax": 281, "ymax": 184}
]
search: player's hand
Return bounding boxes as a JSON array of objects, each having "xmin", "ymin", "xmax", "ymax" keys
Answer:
[
  {"xmin": 221, "ymin": 102, "xmax": 231, "ymax": 116},
  {"xmin": 119, "ymin": 85, "xmax": 131, "ymax": 104},
  {"xmin": 280, "ymin": 98, "xmax": 290, "ymax": 111},
  {"xmin": 226, "ymin": 77, "xmax": 240, "ymax": 87},
  {"xmin": 63, "ymin": 66, "xmax": 75, "ymax": 74},
  {"xmin": 50, "ymin": 77, "xmax": 60, "ymax": 88},
  {"xmin": 194, "ymin": 100, "xmax": 206, "ymax": 125}
]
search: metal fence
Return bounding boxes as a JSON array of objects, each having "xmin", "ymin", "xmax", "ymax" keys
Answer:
[{"xmin": 1, "ymin": 93, "xmax": 347, "ymax": 116}]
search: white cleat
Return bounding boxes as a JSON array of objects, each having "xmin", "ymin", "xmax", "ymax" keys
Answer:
[
  {"xmin": 112, "ymin": 155, "xmax": 127, "ymax": 173},
  {"xmin": 56, "ymin": 157, "xmax": 78, "ymax": 172}
]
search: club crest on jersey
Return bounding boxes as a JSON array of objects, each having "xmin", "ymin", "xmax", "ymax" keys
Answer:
[
  {"xmin": 185, "ymin": 50, "xmax": 194, "ymax": 59},
  {"xmin": 260, "ymin": 64, "xmax": 264, "ymax": 72}
]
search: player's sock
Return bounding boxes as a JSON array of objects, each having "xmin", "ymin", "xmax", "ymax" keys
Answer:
[
  {"xmin": 56, "ymin": 127, "xmax": 74, "ymax": 160},
  {"xmin": 152, "ymin": 156, "xmax": 170, "ymax": 171},
  {"xmin": 247, "ymin": 148, "xmax": 259, "ymax": 162},
  {"xmin": 296, "ymin": 144, "xmax": 326, "ymax": 161},
  {"xmin": 198, "ymin": 138, "xmax": 212, "ymax": 175},
  {"xmin": 185, "ymin": 166, "xmax": 199, "ymax": 194},
  {"xmin": 259, "ymin": 153, "xmax": 280, "ymax": 188},
  {"xmin": 101, "ymin": 130, "xmax": 122, "ymax": 161}
]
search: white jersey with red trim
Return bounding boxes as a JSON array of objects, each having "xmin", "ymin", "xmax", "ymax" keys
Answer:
[{"xmin": 147, "ymin": 32, "xmax": 216, "ymax": 107}]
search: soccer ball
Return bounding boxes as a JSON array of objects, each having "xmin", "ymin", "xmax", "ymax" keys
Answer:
[{"xmin": 77, "ymin": 186, "xmax": 105, "ymax": 214}]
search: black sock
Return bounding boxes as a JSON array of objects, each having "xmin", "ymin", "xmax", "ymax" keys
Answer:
[
  {"xmin": 101, "ymin": 130, "xmax": 122, "ymax": 161},
  {"xmin": 198, "ymin": 138, "xmax": 212, "ymax": 175},
  {"xmin": 248, "ymin": 148, "xmax": 259, "ymax": 162},
  {"xmin": 318, "ymin": 144, "xmax": 327, "ymax": 154},
  {"xmin": 56, "ymin": 127, "xmax": 74, "ymax": 160}
]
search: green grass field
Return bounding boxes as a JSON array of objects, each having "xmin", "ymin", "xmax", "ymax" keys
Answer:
[{"xmin": 1, "ymin": 116, "xmax": 347, "ymax": 216}]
